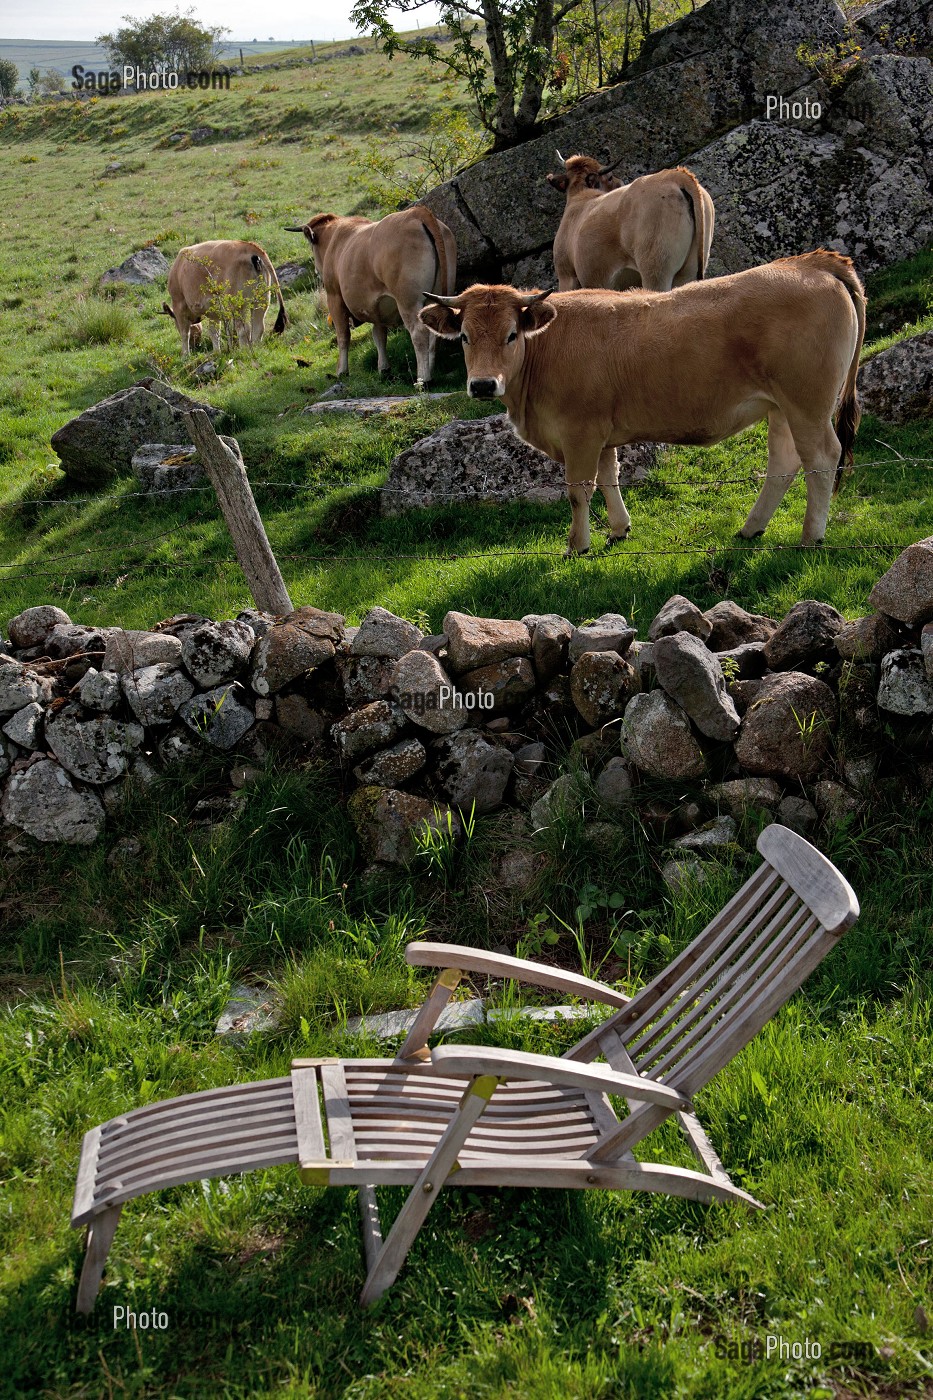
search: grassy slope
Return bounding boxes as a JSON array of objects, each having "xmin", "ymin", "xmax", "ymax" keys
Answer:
[{"xmin": 0, "ymin": 45, "xmax": 931, "ymax": 1400}]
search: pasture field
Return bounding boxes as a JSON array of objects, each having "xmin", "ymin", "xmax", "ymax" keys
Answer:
[{"xmin": 0, "ymin": 44, "xmax": 932, "ymax": 1400}]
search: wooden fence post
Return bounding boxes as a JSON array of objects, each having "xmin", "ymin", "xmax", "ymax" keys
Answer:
[{"xmin": 183, "ymin": 409, "xmax": 294, "ymax": 616}]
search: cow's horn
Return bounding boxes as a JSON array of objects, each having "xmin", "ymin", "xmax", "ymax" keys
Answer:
[
  {"xmin": 555, "ymin": 149, "xmax": 566, "ymax": 165},
  {"xmin": 523, "ymin": 288, "xmax": 553, "ymax": 306},
  {"xmin": 283, "ymin": 225, "xmax": 306, "ymax": 232},
  {"xmin": 597, "ymin": 154, "xmax": 626, "ymax": 175},
  {"xmin": 422, "ymin": 291, "xmax": 461, "ymax": 307}
]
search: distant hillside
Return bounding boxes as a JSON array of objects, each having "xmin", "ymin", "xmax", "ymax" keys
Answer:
[{"xmin": 0, "ymin": 38, "xmax": 327, "ymax": 84}]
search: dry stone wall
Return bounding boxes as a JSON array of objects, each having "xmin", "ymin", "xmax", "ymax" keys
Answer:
[{"xmin": 4, "ymin": 540, "xmax": 933, "ymax": 866}]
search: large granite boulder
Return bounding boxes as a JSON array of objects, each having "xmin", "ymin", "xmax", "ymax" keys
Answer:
[
  {"xmin": 51, "ymin": 381, "xmax": 220, "ymax": 487},
  {"xmin": 2, "ymin": 760, "xmax": 105, "ymax": 845},
  {"xmin": 99, "ymin": 247, "xmax": 170, "ymax": 286},
  {"xmin": 859, "ymin": 330, "xmax": 933, "ymax": 424},
  {"xmin": 733, "ymin": 672, "xmax": 837, "ymax": 781}
]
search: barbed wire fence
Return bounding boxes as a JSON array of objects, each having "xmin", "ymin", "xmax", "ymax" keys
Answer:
[{"xmin": 1, "ymin": 444, "xmax": 930, "ymax": 594}]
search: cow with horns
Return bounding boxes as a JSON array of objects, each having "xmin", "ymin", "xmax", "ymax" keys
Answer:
[
  {"xmin": 547, "ymin": 152, "xmax": 715, "ymax": 293},
  {"xmin": 418, "ymin": 253, "xmax": 865, "ymax": 556}
]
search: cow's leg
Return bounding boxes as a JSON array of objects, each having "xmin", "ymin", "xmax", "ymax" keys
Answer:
[
  {"xmin": 204, "ymin": 320, "xmax": 222, "ymax": 353},
  {"xmin": 738, "ymin": 410, "xmax": 800, "ymax": 539},
  {"xmin": 371, "ymin": 322, "xmax": 390, "ymax": 377},
  {"xmin": 596, "ymin": 447, "xmax": 631, "ymax": 543},
  {"xmin": 564, "ymin": 447, "xmax": 602, "ymax": 555},
  {"xmin": 790, "ymin": 419, "xmax": 841, "ymax": 545},
  {"xmin": 250, "ymin": 304, "xmax": 266, "ymax": 345},
  {"xmin": 328, "ymin": 295, "xmax": 352, "ymax": 377},
  {"xmin": 398, "ymin": 302, "xmax": 435, "ymax": 384}
]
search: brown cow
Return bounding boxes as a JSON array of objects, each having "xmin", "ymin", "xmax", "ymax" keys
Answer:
[
  {"xmin": 546, "ymin": 154, "xmax": 715, "ymax": 293},
  {"xmin": 419, "ymin": 253, "xmax": 865, "ymax": 555},
  {"xmin": 161, "ymin": 240, "xmax": 287, "ymax": 355},
  {"xmin": 284, "ymin": 206, "xmax": 456, "ymax": 383}
]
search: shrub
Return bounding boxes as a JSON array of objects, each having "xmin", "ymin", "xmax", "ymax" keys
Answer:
[{"xmin": 58, "ymin": 300, "xmax": 134, "ymax": 348}]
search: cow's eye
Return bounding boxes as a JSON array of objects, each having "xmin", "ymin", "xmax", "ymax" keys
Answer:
[
  {"xmin": 460, "ymin": 331, "xmax": 469, "ymax": 344},
  {"xmin": 506, "ymin": 330, "xmax": 517, "ymax": 344}
]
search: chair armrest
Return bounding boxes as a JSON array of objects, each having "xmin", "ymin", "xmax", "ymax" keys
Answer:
[
  {"xmin": 430, "ymin": 1045, "xmax": 690, "ymax": 1111},
  {"xmin": 405, "ymin": 941, "xmax": 630, "ymax": 1008}
]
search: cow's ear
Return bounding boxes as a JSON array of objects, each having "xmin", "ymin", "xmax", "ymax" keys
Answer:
[
  {"xmin": 419, "ymin": 302, "xmax": 462, "ymax": 338},
  {"xmin": 585, "ymin": 173, "xmax": 601, "ymax": 189},
  {"xmin": 520, "ymin": 300, "xmax": 557, "ymax": 337},
  {"xmin": 546, "ymin": 172, "xmax": 569, "ymax": 194}
]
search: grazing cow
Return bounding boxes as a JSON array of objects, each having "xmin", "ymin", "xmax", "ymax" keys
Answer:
[
  {"xmin": 284, "ymin": 206, "xmax": 456, "ymax": 383},
  {"xmin": 161, "ymin": 240, "xmax": 287, "ymax": 354},
  {"xmin": 419, "ymin": 252, "xmax": 865, "ymax": 555},
  {"xmin": 546, "ymin": 153, "xmax": 715, "ymax": 293}
]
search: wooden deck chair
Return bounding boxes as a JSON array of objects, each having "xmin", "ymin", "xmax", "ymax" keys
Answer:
[{"xmin": 72, "ymin": 824, "xmax": 857, "ymax": 1312}]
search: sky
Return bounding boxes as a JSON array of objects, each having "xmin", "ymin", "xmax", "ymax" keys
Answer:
[{"xmin": 0, "ymin": 0, "xmax": 439, "ymax": 42}]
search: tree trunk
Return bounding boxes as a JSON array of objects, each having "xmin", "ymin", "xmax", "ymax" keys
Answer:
[{"xmin": 481, "ymin": 0, "xmax": 520, "ymax": 145}]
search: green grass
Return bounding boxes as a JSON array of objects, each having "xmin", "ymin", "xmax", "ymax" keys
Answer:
[{"xmin": 1, "ymin": 44, "xmax": 933, "ymax": 1400}]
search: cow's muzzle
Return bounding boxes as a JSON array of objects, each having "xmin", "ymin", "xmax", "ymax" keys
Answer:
[{"xmin": 468, "ymin": 377, "xmax": 501, "ymax": 400}]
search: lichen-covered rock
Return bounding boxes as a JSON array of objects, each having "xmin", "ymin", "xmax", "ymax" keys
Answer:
[
  {"xmin": 835, "ymin": 613, "xmax": 903, "ymax": 662},
  {"xmin": 671, "ymin": 815, "xmax": 738, "ymax": 853},
  {"xmin": 2, "ymin": 702, "xmax": 43, "ymax": 749},
  {"xmin": 181, "ymin": 619, "xmax": 254, "ymax": 688},
  {"xmin": 869, "ymin": 537, "xmax": 933, "ymax": 624},
  {"xmin": 522, "ymin": 613, "xmax": 573, "ymax": 679},
  {"xmin": 648, "ymin": 595, "xmax": 712, "ymax": 643},
  {"xmin": 353, "ymin": 737, "xmax": 427, "ymax": 787},
  {"xmin": 130, "ymin": 442, "xmax": 205, "ymax": 495},
  {"xmin": 433, "ymin": 729, "xmax": 515, "ymax": 814},
  {"xmin": 443, "ymin": 612, "xmax": 532, "ymax": 673},
  {"xmin": 122, "ymin": 662, "xmax": 195, "ymax": 726},
  {"xmin": 877, "ymin": 648, "xmax": 933, "ymax": 714},
  {"xmin": 8, "ymin": 605, "xmax": 71, "ymax": 651},
  {"xmin": 570, "ymin": 650, "xmax": 639, "ymax": 727},
  {"xmin": 348, "ymin": 786, "xmax": 461, "ymax": 865},
  {"xmin": 703, "ymin": 600, "xmax": 777, "ymax": 650},
  {"xmin": 50, "ymin": 385, "xmax": 180, "ymax": 487},
  {"xmin": 733, "ymin": 672, "xmax": 838, "ymax": 781},
  {"xmin": 331, "ymin": 700, "xmax": 408, "ymax": 763},
  {"xmin": 351, "ymin": 606, "xmax": 423, "ymax": 659},
  {"xmin": 459, "ymin": 657, "xmax": 536, "ymax": 713},
  {"xmin": 858, "ymin": 329, "xmax": 933, "ymax": 424},
  {"xmin": 390, "ymin": 650, "xmax": 470, "ymax": 734},
  {"xmin": 622, "ymin": 690, "xmax": 706, "ymax": 780},
  {"xmin": 1, "ymin": 759, "xmax": 105, "ymax": 844},
  {"xmin": 99, "ymin": 246, "xmax": 170, "ymax": 286},
  {"xmin": 338, "ymin": 654, "xmax": 396, "ymax": 706},
  {"xmin": 814, "ymin": 780, "xmax": 864, "ymax": 825},
  {"xmin": 158, "ymin": 726, "xmax": 201, "ymax": 767},
  {"xmin": 251, "ymin": 607, "xmax": 344, "ymax": 696},
  {"xmin": 652, "ymin": 631, "xmax": 740, "ymax": 740},
  {"xmin": 45, "ymin": 623, "xmax": 111, "ymax": 660},
  {"xmin": 179, "ymin": 684, "xmax": 255, "ymax": 749},
  {"xmin": 78, "ymin": 668, "xmax": 122, "ymax": 711},
  {"xmin": 0, "ymin": 663, "xmax": 49, "ymax": 715},
  {"xmin": 45, "ymin": 704, "xmax": 144, "ymax": 784},
  {"xmin": 595, "ymin": 756, "xmax": 634, "ymax": 811},
  {"xmin": 708, "ymin": 777, "xmax": 783, "ymax": 818},
  {"xmin": 777, "ymin": 794, "xmax": 818, "ymax": 835},
  {"xmin": 275, "ymin": 693, "xmax": 330, "ymax": 741},
  {"xmin": 0, "ymin": 732, "xmax": 20, "ymax": 778},
  {"xmin": 530, "ymin": 773, "xmax": 580, "ymax": 829},
  {"xmin": 763, "ymin": 600, "xmax": 845, "ymax": 671}
]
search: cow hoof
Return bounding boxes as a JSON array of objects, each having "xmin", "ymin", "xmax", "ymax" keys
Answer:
[
  {"xmin": 736, "ymin": 529, "xmax": 764, "ymax": 540},
  {"xmin": 563, "ymin": 546, "xmax": 590, "ymax": 559},
  {"xmin": 605, "ymin": 530, "xmax": 631, "ymax": 550}
]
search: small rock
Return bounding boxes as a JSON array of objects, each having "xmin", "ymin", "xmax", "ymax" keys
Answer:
[
  {"xmin": 8, "ymin": 605, "xmax": 71, "ymax": 650},
  {"xmin": 122, "ymin": 662, "xmax": 195, "ymax": 726},
  {"xmin": 2, "ymin": 758, "xmax": 106, "ymax": 844},
  {"xmin": 459, "ymin": 657, "xmax": 536, "ymax": 713},
  {"xmin": 763, "ymin": 600, "xmax": 845, "ymax": 671},
  {"xmin": 331, "ymin": 700, "xmax": 408, "ymax": 763},
  {"xmin": 708, "ymin": 777, "xmax": 783, "ymax": 818},
  {"xmin": 0, "ymin": 733, "xmax": 20, "ymax": 778},
  {"xmin": 45, "ymin": 704, "xmax": 144, "ymax": 784},
  {"xmin": 841, "ymin": 754, "xmax": 876, "ymax": 792},
  {"xmin": 570, "ymin": 650, "xmax": 639, "ymax": 727},
  {"xmin": 179, "ymin": 684, "xmax": 255, "ymax": 749},
  {"xmin": 868, "ymin": 537, "xmax": 933, "ymax": 625},
  {"xmin": 130, "ymin": 442, "xmax": 206, "ymax": 494},
  {"xmin": 2, "ymin": 702, "xmax": 43, "ymax": 749},
  {"xmin": 107, "ymin": 835, "xmax": 143, "ymax": 865},
  {"xmin": 514, "ymin": 741, "xmax": 547, "ymax": 778},
  {"xmin": 522, "ymin": 613, "xmax": 573, "ymax": 679},
  {"xmin": 443, "ymin": 612, "xmax": 532, "ymax": 673},
  {"xmin": 182, "ymin": 620, "xmax": 254, "ymax": 687},
  {"xmin": 813, "ymin": 780, "xmax": 864, "ymax": 824},
  {"xmin": 339, "ymin": 654, "xmax": 396, "ymax": 705},
  {"xmin": 671, "ymin": 815, "xmax": 738, "ymax": 853},
  {"xmin": 433, "ymin": 729, "xmax": 515, "ymax": 814},
  {"xmin": 353, "ymin": 737, "xmax": 427, "ymax": 787},
  {"xmin": 734, "ymin": 672, "xmax": 837, "ymax": 781},
  {"xmin": 254, "ymin": 698, "xmax": 274, "ymax": 721},
  {"xmin": 0, "ymin": 663, "xmax": 49, "ymax": 715},
  {"xmin": 728, "ymin": 678, "xmax": 764, "ymax": 716},
  {"xmin": 652, "ymin": 631, "xmax": 740, "ymax": 740},
  {"xmin": 702, "ymin": 599, "xmax": 777, "ymax": 649},
  {"xmin": 622, "ymin": 690, "xmax": 706, "ymax": 780},
  {"xmin": 648, "ymin": 595, "xmax": 712, "ymax": 642},
  {"xmin": 595, "ymin": 757, "xmax": 634, "ymax": 812},
  {"xmin": 275, "ymin": 693, "xmax": 329, "ymax": 741},
  {"xmin": 661, "ymin": 856, "xmax": 707, "ymax": 893},
  {"xmin": 216, "ymin": 983, "xmax": 277, "ymax": 1038},
  {"xmin": 78, "ymin": 667, "xmax": 121, "ymax": 711},
  {"xmin": 835, "ymin": 613, "xmax": 902, "ymax": 663},
  {"xmin": 530, "ymin": 773, "xmax": 580, "ymax": 829},
  {"xmin": 230, "ymin": 764, "xmax": 262, "ymax": 789},
  {"xmin": 583, "ymin": 821, "xmax": 622, "ymax": 856},
  {"xmin": 351, "ymin": 606, "xmax": 423, "ymax": 658},
  {"xmin": 569, "ymin": 613, "xmax": 635, "ymax": 662},
  {"xmin": 251, "ymin": 607, "xmax": 344, "ymax": 696},
  {"xmin": 158, "ymin": 726, "xmax": 201, "ymax": 766},
  {"xmin": 497, "ymin": 848, "xmax": 537, "ymax": 891},
  {"xmin": 629, "ymin": 640, "xmax": 656, "ymax": 687},
  {"xmin": 714, "ymin": 642, "xmax": 768, "ymax": 679},
  {"xmin": 570, "ymin": 725, "xmax": 620, "ymax": 769},
  {"xmin": 877, "ymin": 648, "xmax": 933, "ymax": 715},
  {"xmin": 45, "ymin": 623, "xmax": 111, "ymax": 659},
  {"xmin": 777, "ymin": 795, "xmax": 818, "ymax": 835},
  {"xmin": 390, "ymin": 650, "xmax": 469, "ymax": 734},
  {"xmin": 348, "ymin": 786, "xmax": 461, "ymax": 866},
  {"xmin": 922, "ymin": 622, "xmax": 933, "ymax": 681}
]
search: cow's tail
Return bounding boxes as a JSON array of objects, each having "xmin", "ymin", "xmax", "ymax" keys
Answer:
[
  {"xmin": 819, "ymin": 253, "xmax": 866, "ymax": 492},
  {"xmin": 252, "ymin": 251, "xmax": 289, "ymax": 333},
  {"xmin": 676, "ymin": 166, "xmax": 707, "ymax": 280},
  {"xmin": 415, "ymin": 206, "xmax": 454, "ymax": 297}
]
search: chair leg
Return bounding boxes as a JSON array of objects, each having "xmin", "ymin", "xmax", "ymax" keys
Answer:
[
  {"xmin": 76, "ymin": 1205, "xmax": 122, "ymax": 1314},
  {"xmin": 358, "ymin": 1185, "xmax": 383, "ymax": 1273},
  {"xmin": 359, "ymin": 1074, "xmax": 498, "ymax": 1307}
]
